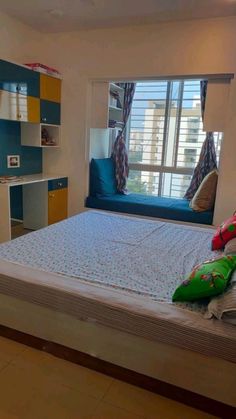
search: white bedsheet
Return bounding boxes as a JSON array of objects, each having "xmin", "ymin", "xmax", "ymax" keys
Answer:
[
  {"xmin": 0, "ymin": 211, "xmax": 235, "ymax": 363},
  {"xmin": 0, "ymin": 210, "xmax": 218, "ymax": 312}
]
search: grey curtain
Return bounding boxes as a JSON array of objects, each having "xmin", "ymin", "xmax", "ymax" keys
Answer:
[
  {"xmin": 111, "ymin": 83, "xmax": 136, "ymax": 193},
  {"xmin": 184, "ymin": 80, "xmax": 217, "ymax": 200}
]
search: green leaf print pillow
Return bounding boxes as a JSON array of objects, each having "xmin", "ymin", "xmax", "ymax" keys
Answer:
[{"xmin": 172, "ymin": 255, "xmax": 236, "ymax": 302}]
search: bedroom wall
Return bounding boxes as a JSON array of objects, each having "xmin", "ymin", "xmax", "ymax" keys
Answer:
[
  {"xmin": 1, "ymin": 13, "xmax": 236, "ymax": 224},
  {"xmin": 38, "ymin": 16, "xmax": 236, "ymax": 224},
  {"xmin": 0, "ymin": 12, "xmax": 43, "ymax": 221},
  {"xmin": 0, "ymin": 11, "xmax": 42, "ymax": 62}
]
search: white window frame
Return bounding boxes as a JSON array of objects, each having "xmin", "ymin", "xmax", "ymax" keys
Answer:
[{"xmin": 127, "ymin": 79, "xmax": 221, "ymax": 198}]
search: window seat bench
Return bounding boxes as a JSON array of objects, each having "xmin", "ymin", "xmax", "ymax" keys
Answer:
[{"xmin": 85, "ymin": 194, "xmax": 213, "ymax": 225}]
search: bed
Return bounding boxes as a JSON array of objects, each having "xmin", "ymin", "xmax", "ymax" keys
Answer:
[{"xmin": 0, "ymin": 210, "xmax": 235, "ymax": 409}]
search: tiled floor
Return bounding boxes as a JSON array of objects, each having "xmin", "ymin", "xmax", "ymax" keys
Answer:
[
  {"xmin": 0, "ymin": 336, "xmax": 217, "ymax": 419},
  {"xmin": 11, "ymin": 221, "xmax": 31, "ymax": 240}
]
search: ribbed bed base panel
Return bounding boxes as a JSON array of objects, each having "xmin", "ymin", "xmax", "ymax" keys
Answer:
[{"xmin": 0, "ymin": 292, "xmax": 235, "ymax": 412}]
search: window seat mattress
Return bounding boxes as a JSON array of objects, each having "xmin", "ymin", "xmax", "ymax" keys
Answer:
[
  {"xmin": 0, "ymin": 210, "xmax": 234, "ymax": 363},
  {"xmin": 86, "ymin": 194, "xmax": 213, "ymax": 225}
]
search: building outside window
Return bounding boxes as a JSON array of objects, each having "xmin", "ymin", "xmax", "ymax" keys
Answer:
[{"xmin": 127, "ymin": 80, "xmax": 222, "ymax": 198}]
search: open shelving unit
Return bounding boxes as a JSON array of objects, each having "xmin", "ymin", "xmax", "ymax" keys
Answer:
[
  {"xmin": 21, "ymin": 122, "xmax": 61, "ymax": 148},
  {"xmin": 90, "ymin": 81, "xmax": 124, "ymax": 129},
  {"xmin": 89, "ymin": 81, "xmax": 125, "ymax": 160},
  {"xmin": 108, "ymin": 83, "xmax": 124, "ymax": 129}
]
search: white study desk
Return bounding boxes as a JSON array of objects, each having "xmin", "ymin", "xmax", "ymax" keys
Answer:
[{"xmin": 0, "ymin": 173, "xmax": 68, "ymax": 243}]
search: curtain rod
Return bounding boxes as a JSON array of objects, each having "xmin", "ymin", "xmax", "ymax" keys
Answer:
[{"xmin": 92, "ymin": 74, "xmax": 234, "ymax": 83}]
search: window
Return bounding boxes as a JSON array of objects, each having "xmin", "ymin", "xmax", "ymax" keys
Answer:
[{"xmin": 127, "ymin": 80, "xmax": 222, "ymax": 198}]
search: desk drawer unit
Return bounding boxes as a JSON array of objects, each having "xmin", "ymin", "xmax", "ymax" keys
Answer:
[{"xmin": 48, "ymin": 177, "xmax": 68, "ymax": 225}]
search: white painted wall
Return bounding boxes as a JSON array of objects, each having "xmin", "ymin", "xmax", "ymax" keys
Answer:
[
  {"xmin": 1, "ymin": 12, "xmax": 236, "ymax": 223},
  {"xmin": 0, "ymin": 11, "xmax": 41, "ymax": 62}
]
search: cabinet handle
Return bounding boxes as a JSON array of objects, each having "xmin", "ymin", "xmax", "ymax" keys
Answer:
[
  {"xmin": 41, "ymin": 117, "xmax": 47, "ymax": 122},
  {"xmin": 49, "ymin": 193, "xmax": 55, "ymax": 198},
  {"xmin": 17, "ymin": 114, "xmax": 22, "ymax": 119},
  {"xmin": 58, "ymin": 182, "xmax": 63, "ymax": 187}
]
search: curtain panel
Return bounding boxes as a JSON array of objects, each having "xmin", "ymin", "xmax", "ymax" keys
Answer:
[
  {"xmin": 111, "ymin": 83, "xmax": 136, "ymax": 193},
  {"xmin": 184, "ymin": 80, "xmax": 217, "ymax": 200}
]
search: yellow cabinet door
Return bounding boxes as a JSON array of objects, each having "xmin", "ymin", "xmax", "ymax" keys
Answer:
[
  {"xmin": 40, "ymin": 74, "xmax": 61, "ymax": 103},
  {"xmin": 27, "ymin": 96, "xmax": 40, "ymax": 123},
  {"xmin": 48, "ymin": 188, "xmax": 68, "ymax": 225}
]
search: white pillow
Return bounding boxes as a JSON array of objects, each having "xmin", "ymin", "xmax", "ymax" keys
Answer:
[
  {"xmin": 224, "ymin": 238, "xmax": 236, "ymax": 255},
  {"xmin": 206, "ymin": 272, "xmax": 236, "ymax": 325}
]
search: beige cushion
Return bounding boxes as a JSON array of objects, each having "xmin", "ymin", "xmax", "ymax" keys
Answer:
[
  {"xmin": 206, "ymin": 271, "xmax": 236, "ymax": 325},
  {"xmin": 224, "ymin": 238, "xmax": 236, "ymax": 255},
  {"xmin": 190, "ymin": 170, "xmax": 218, "ymax": 212}
]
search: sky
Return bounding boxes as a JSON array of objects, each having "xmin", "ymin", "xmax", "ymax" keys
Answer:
[{"xmin": 130, "ymin": 80, "xmax": 201, "ymax": 130}]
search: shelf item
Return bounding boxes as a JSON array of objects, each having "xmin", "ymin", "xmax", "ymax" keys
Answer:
[
  {"xmin": 109, "ymin": 83, "xmax": 124, "ymax": 94},
  {"xmin": 109, "ymin": 105, "xmax": 123, "ymax": 111},
  {"xmin": 108, "ymin": 119, "xmax": 124, "ymax": 129},
  {"xmin": 109, "ymin": 90, "xmax": 122, "ymax": 109},
  {"xmin": 21, "ymin": 122, "xmax": 60, "ymax": 148},
  {"xmin": 108, "ymin": 83, "xmax": 124, "ymax": 126},
  {"xmin": 25, "ymin": 63, "xmax": 61, "ymax": 78},
  {"xmin": 0, "ymin": 176, "xmax": 24, "ymax": 184}
]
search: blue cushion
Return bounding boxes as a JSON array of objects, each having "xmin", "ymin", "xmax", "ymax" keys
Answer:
[
  {"xmin": 90, "ymin": 158, "xmax": 117, "ymax": 197},
  {"xmin": 86, "ymin": 194, "xmax": 213, "ymax": 225}
]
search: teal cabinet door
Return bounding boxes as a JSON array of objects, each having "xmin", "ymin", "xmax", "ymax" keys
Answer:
[
  {"xmin": 0, "ymin": 60, "xmax": 40, "ymax": 97},
  {"xmin": 40, "ymin": 100, "xmax": 61, "ymax": 125}
]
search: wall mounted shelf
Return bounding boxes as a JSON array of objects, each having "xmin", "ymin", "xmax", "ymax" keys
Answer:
[{"xmin": 21, "ymin": 122, "xmax": 61, "ymax": 148}]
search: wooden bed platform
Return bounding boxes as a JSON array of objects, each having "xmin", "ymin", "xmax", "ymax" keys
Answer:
[{"xmin": 0, "ymin": 293, "xmax": 235, "ymax": 418}]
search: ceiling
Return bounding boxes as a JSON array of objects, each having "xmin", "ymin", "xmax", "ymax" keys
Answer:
[{"xmin": 0, "ymin": 0, "xmax": 236, "ymax": 32}]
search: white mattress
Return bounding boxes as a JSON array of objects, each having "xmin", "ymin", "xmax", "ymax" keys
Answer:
[
  {"xmin": 0, "ymin": 210, "xmax": 235, "ymax": 362},
  {"xmin": 0, "ymin": 211, "xmax": 217, "ymax": 311}
]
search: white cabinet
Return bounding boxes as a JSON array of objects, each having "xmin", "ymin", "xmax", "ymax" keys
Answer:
[
  {"xmin": 203, "ymin": 79, "xmax": 230, "ymax": 132},
  {"xmin": 108, "ymin": 83, "xmax": 124, "ymax": 128},
  {"xmin": 0, "ymin": 89, "xmax": 40, "ymax": 123},
  {"xmin": 21, "ymin": 122, "xmax": 60, "ymax": 148}
]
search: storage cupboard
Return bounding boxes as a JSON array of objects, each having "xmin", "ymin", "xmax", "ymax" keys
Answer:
[
  {"xmin": 0, "ymin": 59, "xmax": 61, "ymax": 131},
  {"xmin": 0, "ymin": 59, "xmax": 40, "ymax": 97},
  {"xmin": 48, "ymin": 177, "xmax": 68, "ymax": 225}
]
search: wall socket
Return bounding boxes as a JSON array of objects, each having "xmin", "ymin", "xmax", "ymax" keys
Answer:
[{"xmin": 7, "ymin": 155, "xmax": 20, "ymax": 168}]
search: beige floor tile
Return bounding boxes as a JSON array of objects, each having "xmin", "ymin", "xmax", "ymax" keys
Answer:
[
  {"xmin": 0, "ymin": 357, "xmax": 99, "ymax": 418},
  {"xmin": 0, "ymin": 413, "xmax": 19, "ymax": 419},
  {"xmin": 0, "ymin": 337, "xmax": 26, "ymax": 364},
  {"xmin": 91, "ymin": 401, "xmax": 145, "ymax": 419},
  {"xmin": 104, "ymin": 380, "xmax": 217, "ymax": 419},
  {"xmin": 0, "ymin": 356, "xmax": 10, "ymax": 372},
  {"xmin": 22, "ymin": 384, "xmax": 99, "ymax": 419},
  {"xmin": 44, "ymin": 356, "xmax": 113, "ymax": 400},
  {"xmin": 0, "ymin": 340, "xmax": 218, "ymax": 419},
  {"xmin": 13, "ymin": 348, "xmax": 113, "ymax": 400},
  {"xmin": 0, "ymin": 365, "xmax": 35, "ymax": 415},
  {"xmin": 10, "ymin": 346, "xmax": 52, "ymax": 369}
]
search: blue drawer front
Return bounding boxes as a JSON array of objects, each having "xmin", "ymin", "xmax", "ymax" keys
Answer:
[
  {"xmin": 48, "ymin": 177, "xmax": 68, "ymax": 191},
  {"xmin": 0, "ymin": 60, "xmax": 40, "ymax": 97},
  {"xmin": 40, "ymin": 100, "xmax": 61, "ymax": 125}
]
